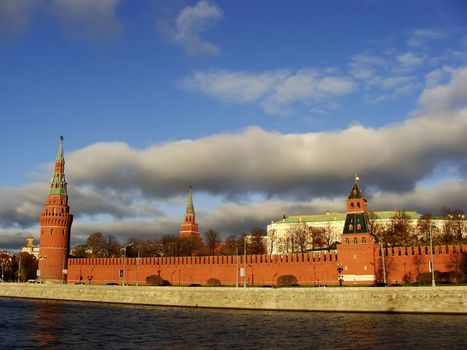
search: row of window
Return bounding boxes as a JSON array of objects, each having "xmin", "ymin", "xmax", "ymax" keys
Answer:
[{"xmin": 344, "ymin": 237, "xmax": 367, "ymax": 244}]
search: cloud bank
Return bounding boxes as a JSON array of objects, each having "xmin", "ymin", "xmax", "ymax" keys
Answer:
[{"xmin": 1, "ymin": 65, "xmax": 466, "ymax": 249}]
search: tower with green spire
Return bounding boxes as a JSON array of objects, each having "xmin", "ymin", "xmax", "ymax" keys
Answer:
[
  {"xmin": 337, "ymin": 175, "xmax": 377, "ymax": 285},
  {"xmin": 179, "ymin": 186, "xmax": 201, "ymax": 240},
  {"xmin": 38, "ymin": 137, "xmax": 73, "ymax": 283}
]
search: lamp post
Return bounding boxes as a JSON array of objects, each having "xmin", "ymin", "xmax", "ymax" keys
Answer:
[
  {"xmin": 429, "ymin": 221, "xmax": 436, "ymax": 287},
  {"xmin": 243, "ymin": 237, "xmax": 247, "ymax": 288},
  {"xmin": 121, "ymin": 245, "xmax": 131, "ymax": 286},
  {"xmin": 18, "ymin": 255, "xmax": 21, "ymax": 283},
  {"xmin": 235, "ymin": 247, "xmax": 239, "ymax": 288},
  {"xmin": 1, "ymin": 260, "xmax": 5, "ymax": 283},
  {"xmin": 136, "ymin": 248, "xmax": 141, "ymax": 287}
]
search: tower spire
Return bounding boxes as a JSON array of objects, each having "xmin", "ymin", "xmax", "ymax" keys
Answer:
[
  {"xmin": 49, "ymin": 136, "xmax": 67, "ymax": 196},
  {"xmin": 186, "ymin": 185, "xmax": 194, "ymax": 215},
  {"xmin": 179, "ymin": 185, "xmax": 201, "ymax": 240}
]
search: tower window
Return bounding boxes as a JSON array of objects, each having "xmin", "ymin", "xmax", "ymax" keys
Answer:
[{"xmin": 357, "ymin": 202, "xmax": 360, "ymax": 208}]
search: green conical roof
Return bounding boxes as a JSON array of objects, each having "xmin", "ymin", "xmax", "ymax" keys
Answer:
[
  {"xmin": 48, "ymin": 137, "xmax": 67, "ymax": 196},
  {"xmin": 186, "ymin": 185, "xmax": 194, "ymax": 214},
  {"xmin": 348, "ymin": 175, "xmax": 364, "ymax": 199},
  {"xmin": 56, "ymin": 138, "xmax": 64, "ymax": 161}
]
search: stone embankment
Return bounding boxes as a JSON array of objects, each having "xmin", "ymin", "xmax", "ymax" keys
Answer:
[{"xmin": 0, "ymin": 284, "xmax": 466, "ymax": 314}]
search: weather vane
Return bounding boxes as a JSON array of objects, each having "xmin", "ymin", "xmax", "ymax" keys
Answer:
[{"xmin": 60, "ymin": 135, "xmax": 64, "ymax": 142}]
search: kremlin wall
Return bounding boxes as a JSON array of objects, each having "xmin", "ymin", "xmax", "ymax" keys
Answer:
[{"xmin": 37, "ymin": 140, "xmax": 465, "ymax": 286}]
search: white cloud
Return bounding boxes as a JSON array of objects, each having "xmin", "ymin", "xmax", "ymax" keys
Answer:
[
  {"xmin": 407, "ymin": 28, "xmax": 446, "ymax": 47},
  {"xmin": 50, "ymin": 0, "xmax": 122, "ymax": 40},
  {"xmin": 397, "ymin": 52, "xmax": 424, "ymax": 67},
  {"xmin": 182, "ymin": 68, "xmax": 356, "ymax": 115},
  {"xmin": 0, "ymin": 0, "xmax": 40, "ymax": 40},
  {"xmin": 181, "ymin": 69, "xmax": 287, "ymax": 103},
  {"xmin": 166, "ymin": 0, "xmax": 223, "ymax": 56},
  {"xmin": 419, "ymin": 66, "xmax": 467, "ymax": 111}
]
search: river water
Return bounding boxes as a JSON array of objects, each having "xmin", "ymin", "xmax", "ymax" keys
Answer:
[{"xmin": 0, "ymin": 297, "xmax": 465, "ymax": 349}]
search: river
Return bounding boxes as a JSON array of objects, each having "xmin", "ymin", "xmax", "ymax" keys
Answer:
[{"xmin": 0, "ymin": 297, "xmax": 465, "ymax": 349}]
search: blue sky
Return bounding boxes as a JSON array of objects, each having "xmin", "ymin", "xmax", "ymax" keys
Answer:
[{"xmin": 1, "ymin": 0, "xmax": 466, "ymax": 249}]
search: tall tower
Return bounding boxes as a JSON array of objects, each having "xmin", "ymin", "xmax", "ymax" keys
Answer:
[
  {"xmin": 179, "ymin": 186, "xmax": 201, "ymax": 240},
  {"xmin": 38, "ymin": 137, "xmax": 73, "ymax": 283},
  {"xmin": 337, "ymin": 175, "xmax": 377, "ymax": 285}
]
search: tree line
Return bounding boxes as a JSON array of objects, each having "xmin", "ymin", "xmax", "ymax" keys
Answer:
[
  {"xmin": 371, "ymin": 208, "xmax": 465, "ymax": 247},
  {"xmin": 0, "ymin": 252, "xmax": 39, "ymax": 282},
  {"xmin": 71, "ymin": 227, "xmax": 268, "ymax": 259}
]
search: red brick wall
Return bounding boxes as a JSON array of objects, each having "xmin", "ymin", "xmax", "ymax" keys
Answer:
[
  {"xmin": 68, "ymin": 252, "xmax": 339, "ymax": 286},
  {"xmin": 375, "ymin": 245, "xmax": 465, "ymax": 284},
  {"xmin": 67, "ymin": 245, "xmax": 464, "ymax": 286}
]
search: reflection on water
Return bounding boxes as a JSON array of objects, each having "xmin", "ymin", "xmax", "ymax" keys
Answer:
[
  {"xmin": 0, "ymin": 297, "xmax": 466, "ymax": 349},
  {"xmin": 29, "ymin": 300, "xmax": 61, "ymax": 346}
]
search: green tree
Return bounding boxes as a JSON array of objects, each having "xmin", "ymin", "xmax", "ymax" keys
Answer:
[{"xmin": 18, "ymin": 252, "xmax": 38, "ymax": 281}]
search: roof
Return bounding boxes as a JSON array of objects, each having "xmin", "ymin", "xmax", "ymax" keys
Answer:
[
  {"xmin": 348, "ymin": 176, "xmax": 364, "ymax": 199},
  {"xmin": 272, "ymin": 211, "xmax": 422, "ymax": 224}
]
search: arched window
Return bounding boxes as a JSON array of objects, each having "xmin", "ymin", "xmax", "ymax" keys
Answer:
[
  {"xmin": 362, "ymin": 237, "xmax": 366, "ymax": 244},
  {"xmin": 353, "ymin": 237, "xmax": 358, "ymax": 244},
  {"xmin": 345, "ymin": 238, "xmax": 349, "ymax": 244}
]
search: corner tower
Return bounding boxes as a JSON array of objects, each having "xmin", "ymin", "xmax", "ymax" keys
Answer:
[
  {"xmin": 337, "ymin": 175, "xmax": 376, "ymax": 285},
  {"xmin": 179, "ymin": 186, "xmax": 201, "ymax": 240},
  {"xmin": 38, "ymin": 137, "xmax": 73, "ymax": 283}
]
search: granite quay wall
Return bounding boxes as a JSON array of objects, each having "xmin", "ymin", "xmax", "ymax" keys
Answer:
[{"xmin": 0, "ymin": 284, "xmax": 466, "ymax": 314}]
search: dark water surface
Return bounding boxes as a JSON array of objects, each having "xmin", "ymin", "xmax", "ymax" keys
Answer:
[{"xmin": 0, "ymin": 297, "xmax": 465, "ymax": 349}]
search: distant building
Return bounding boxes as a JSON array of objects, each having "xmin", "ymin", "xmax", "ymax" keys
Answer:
[
  {"xmin": 266, "ymin": 183, "xmax": 463, "ymax": 255},
  {"xmin": 21, "ymin": 235, "xmax": 40, "ymax": 258},
  {"xmin": 179, "ymin": 185, "xmax": 202, "ymax": 241}
]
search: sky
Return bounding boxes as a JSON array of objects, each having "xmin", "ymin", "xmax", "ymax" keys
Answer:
[{"xmin": 0, "ymin": 0, "xmax": 466, "ymax": 250}]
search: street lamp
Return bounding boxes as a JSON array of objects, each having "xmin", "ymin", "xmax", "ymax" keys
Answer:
[
  {"xmin": 1, "ymin": 260, "xmax": 5, "ymax": 283},
  {"xmin": 429, "ymin": 221, "xmax": 436, "ymax": 287},
  {"xmin": 120, "ymin": 245, "xmax": 130, "ymax": 286}
]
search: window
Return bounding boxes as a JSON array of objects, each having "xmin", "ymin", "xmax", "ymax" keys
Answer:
[
  {"xmin": 353, "ymin": 237, "xmax": 358, "ymax": 244},
  {"xmin": 362, "ymin": 237, "xmax": 366, "ymax": 244},
  {"xmin": 345, "ymin": 238, "xmax": 350, "ymax": 244}
]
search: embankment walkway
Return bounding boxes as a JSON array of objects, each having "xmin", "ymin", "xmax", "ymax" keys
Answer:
[{"xmin": 0, "ymin": 284, "xmax": 466, "ymax": 314}]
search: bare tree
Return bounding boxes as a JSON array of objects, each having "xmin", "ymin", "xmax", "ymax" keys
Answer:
[
  {"xmin": 309, "ymin": 226, "xmax": 326, "ymax": 250},
  {"xmin": 369, "ymin": 212, "xmax": 384, "ymax": 242},
  {"xmin": 288, "ymin": 222, "xmax": 309, "ymax": 254},
  {"xmin": 441, "ymin": 208, "xmax": 465, "ymax": 244},
  {"xmin": 267, "ymin": 229, "xmax": 277, "ymax": 256},
  {"xmin": 204, "ymin": 229, "xmax": 221, "ymax": 255},
  {"xmin": 416, "ymin": 213, "xmax": 434, "ymax": 245},
  {"xmin": 160, "ymin": 235, "xmax": 179, "ymax": 257},
  {"xmin": 220, "ymin": 234, "xmax": 239, "ymax": 255},
  {"xmin": 385, "ymin": 211, "xmax": 415, "ymax": 247},
  {"xmin": 248, "ymin": 227, "xmax": 266, "ymax": 255}
]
